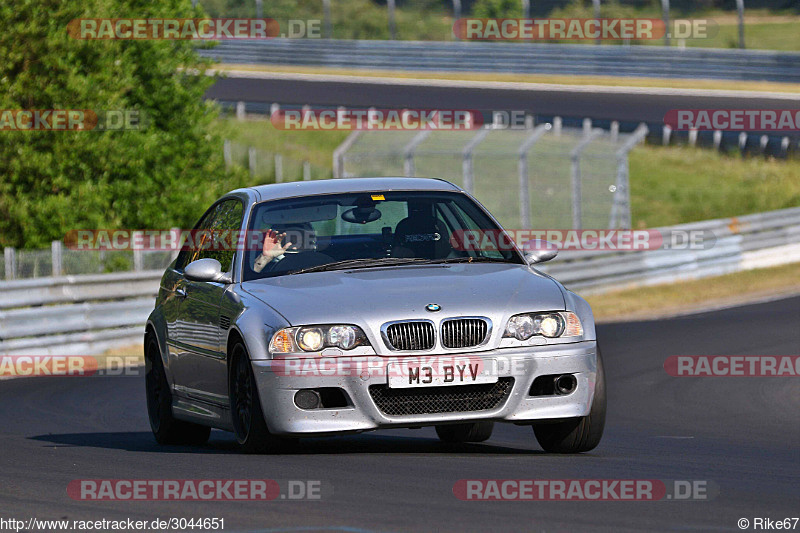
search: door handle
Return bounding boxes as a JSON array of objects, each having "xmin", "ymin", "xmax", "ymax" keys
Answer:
[{"xmin": 176, "ymin": 288, "xmax": 187, "ymax": 298}]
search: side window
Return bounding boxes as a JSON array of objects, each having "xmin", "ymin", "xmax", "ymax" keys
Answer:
[
  {"xmin": 175, "ymin": 207, "xmax": 216, "ymax": 271},
  {"xmin": 176, "ymin": 199, "xmax": 244, "ymax": 273}
]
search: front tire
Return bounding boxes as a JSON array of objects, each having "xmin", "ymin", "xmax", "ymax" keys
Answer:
[
  {"xmin": 533, "ymin": 347, "xmax": 606, "ymax": 453},
  {"xmin": 145, "ymin": 333, "xmax": 211, "ymax": 446},
  {"xmin": 435, "ymin": 421, "xmax": 494, "ymax": 443},
  {"xmin": 229, "ymin": 342, "xmax": 293, "ymax": 454}
]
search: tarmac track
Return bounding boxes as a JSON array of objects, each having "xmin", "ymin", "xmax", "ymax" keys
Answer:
[{"xmin": 1, "ymin": 295, "xmax": 798, "ymax": 532}]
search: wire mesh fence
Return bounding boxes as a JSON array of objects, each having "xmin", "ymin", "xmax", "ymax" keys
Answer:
[
  {"xmin": 224, "ymin": 140, "xmax": 332, "ymax": 182},
  {"xmin": 1, "ymin": 247, "xmax": 175, "ymax": 281},
  {"xmin": 337, "ymin": 119, "xmax": 647, "ymax": 230}
]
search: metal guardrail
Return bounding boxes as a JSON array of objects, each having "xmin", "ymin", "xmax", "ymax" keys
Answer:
[
  {"xmin": 2, "ymin": 206, "xmax": 799, "ymax": 355},
  {"xmin": 0, "ymin": 271, "xmax": 162, "ymax": 355},
  {"xmin": 200, "ymin": 39, "xmax": 800, "ymax": 83},
  {"xmin": 539, "ymin": 206, "xmax": 800, "ymax": 293}
]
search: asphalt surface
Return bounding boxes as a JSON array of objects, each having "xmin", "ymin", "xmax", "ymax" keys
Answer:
[
  {"xmin": 1, "ymin": 295, "xmax": 798, "ymax": 532},
  {"xmin": 205, "ymin": 76, "xmax": 800, "ymax": 125}
]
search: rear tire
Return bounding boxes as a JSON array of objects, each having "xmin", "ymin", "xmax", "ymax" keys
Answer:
[
  {"xmin": 229, "ymin": 342, "xmax": 294, "ymax": 454},
  {"xmin": 435, "ymin": 421, "xmax": 494, "ymax": 443},
  {"xmin": 145, "ymin": 333, "xmax": 211, "ymax": 446},
  {"xmin": 533, "ymin": 347, "xmax": 606, "ymax": 453}
]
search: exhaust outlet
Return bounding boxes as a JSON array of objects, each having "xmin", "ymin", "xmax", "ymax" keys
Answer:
[{"xmin": 554, "ymin": 374, "xmax": 577, "ymax": 395}]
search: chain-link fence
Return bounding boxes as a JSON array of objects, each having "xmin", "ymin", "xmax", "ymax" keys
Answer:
[
  {"xmin": 336, "ymin": 119, "xmax": 647, "ymax": 230},
  {"xmin": 1, "ymin": 244, "xmax": 175, "ymax": 281},
  {"xmin": 224, "ymin": 140, "xmax": 332, "ymax": 182}
]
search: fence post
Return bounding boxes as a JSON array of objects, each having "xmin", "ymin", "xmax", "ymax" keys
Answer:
[
  {"xmin": 713, "ymin": 130, "xmax": 723, "ymax": 150},
  {"xmin": 223, "ymin": 139, "xmax": 232, "ymax": 169},
  {"xmin": 133, "ymin": 231, "xmax": 143, "ymax": 272},
  {"xmin": 662, "ymin": 125, "xmax": 672, "ymax": 145},
  {"xmin": 303, "ymin": 160, "xmax": 311, "ymax": 181},
  {"xmin": 255, "ymin": 0, "xmax": 263, "ymax": 19},
  {"xmin": 517, "ymin": 124, "xmax": 551, "ymax": 229},
  {"xmin": 661, "ymin": 0, "xmax": 670, "ymax": 46},
  {"xmin": 553, "ymin": 116, "xmax": 562, "ymax": 136},
  {"xmin": 610, "ymin": 121, "xmax": 619, "ymax": 143},
  {"xmin": 738, "ymin": 132, "xmax": 748, "ymax": 152},
  {"xmin": 736, "ymin": 0, "xmax": 745, "ymax": 49},
  {"xmin": 462, "ymin": 128, "xmax": 490, "ymax": 194},
  {"xmin": 403, "ymin": 130, "xmax": 431, "ymax": 178},
  {"xmin": 236, "ymin": 101, "xmax": 246, "ymax": 121},
  {"xmin": 332, "ymin": 130, "xmax": 362, "ymax": 179},
  {"xmin": 688, "ymin": 129, "xmax": 698, "ymax": 147},
  {"xmin": 322, "ymin": 0, "xmax": 332, "ymax": 39},
  {"xmin": 521, "ymin": 0, "xmax": 529, "ymax": 18},
  {"xmin": 610, "ymin": 123, "xmax": 648, "ymax": 229},
  {"xmin": 592, "ymin": 0, "xmax": 601, "ymax": 45},
  {"xmin": 170, "ymin": 227, "xmax": 181, "ymax": 261},
  {"xmin": 570, "ymin": 129, "xmax": 604, "ymax": 229},
  {"xmin": 4, "ymin": 247, "xmax": 16, "ymax": 280},
  {"xmin": 51, "ymin": 240, "xmax": 62, "ymax": 277},
  {"xmin": 274, "ymin": 154, "xmax": 283, "ymax": 183},
  {"xmin": 249, "ymin": 147, "xmax": 257, "ymax": 176},
  {"xmin": 387, "ymin": 0, "xmax": 397, "ymax": 40}
]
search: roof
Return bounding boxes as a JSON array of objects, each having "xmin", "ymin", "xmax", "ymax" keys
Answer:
[{"xmin": 246, "ymin": 177, "xmax": 461, "ymax": 202}]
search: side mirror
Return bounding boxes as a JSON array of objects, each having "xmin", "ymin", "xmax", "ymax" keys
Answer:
[
  {"xmin": 523, "ymin": 239, "xmax": 558, "ymax": 264},
  {"xmin": 184, "ymin": 258, "xmax": 232, "ymax": 284}
]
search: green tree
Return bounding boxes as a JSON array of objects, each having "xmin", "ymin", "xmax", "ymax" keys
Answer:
[{"xmin": 0, "ymin": 0, "xmax": 242, "ymax": 249}]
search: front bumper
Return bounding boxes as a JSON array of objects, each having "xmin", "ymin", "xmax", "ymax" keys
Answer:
[{"xmin": 251, "ymin": 340, "xmax": 598, "ymax": 436}]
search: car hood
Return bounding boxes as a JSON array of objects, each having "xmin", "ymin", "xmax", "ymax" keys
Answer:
[{"xmin": 241, "ymin": 263, "xmax": 565, "ymax": 327}]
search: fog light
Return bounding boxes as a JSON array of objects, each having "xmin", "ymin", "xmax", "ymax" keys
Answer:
[{"xmin": 294, "ymin": 389, "xmax": 321, "ymax": 410}]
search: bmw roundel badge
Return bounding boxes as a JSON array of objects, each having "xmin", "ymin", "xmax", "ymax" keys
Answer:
[{"xmin": 425, "ymin": 303, "xmax": 441, "ymax": 312}]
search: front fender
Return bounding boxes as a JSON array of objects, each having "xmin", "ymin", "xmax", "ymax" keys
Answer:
[
  {"xmin": 145, "ymin": 308, "xmax": 170, "ymax": 375},
  {"xmin": 224, "ymin": 289, "xmax": 290, "ymax": 361}
]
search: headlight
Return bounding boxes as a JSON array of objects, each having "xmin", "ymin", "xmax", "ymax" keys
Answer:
[
  {"xmin": 270, "ymin": 324, "xmax": 369, "ymax": 354},
  {"xmin": 297, "ymin": 327, "xmax": 324, "ymax": 351},
  {"xmin": 503, "ymin": 312, "xmax": 583, "ymax": 340},
  {"xmin": 328, "ymin": 325, "xmax": 358, "ymax": 350},
  {"xmin": 505, "ymin": 315, "xmax": 535, "ymax": 340}
]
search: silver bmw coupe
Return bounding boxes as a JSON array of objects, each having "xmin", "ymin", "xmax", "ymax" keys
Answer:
[{"xmin": 145, "ymin": 177, "xmax": 605, "ymax": 453}]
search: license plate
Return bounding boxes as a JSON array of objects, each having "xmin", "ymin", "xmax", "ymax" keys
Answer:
[{"xmin": 387, "ymin": 359, "xmax": 497, "ymax": 389}]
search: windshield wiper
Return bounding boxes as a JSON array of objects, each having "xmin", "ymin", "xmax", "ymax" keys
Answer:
[{"xmin": 289, "ymin": 257, "xmax": 431, "ymax": 275}]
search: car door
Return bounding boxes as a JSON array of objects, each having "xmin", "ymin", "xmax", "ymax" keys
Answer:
[{"xmin": 170, "ymin": 199, "xmax": 244, "ymax": 407}]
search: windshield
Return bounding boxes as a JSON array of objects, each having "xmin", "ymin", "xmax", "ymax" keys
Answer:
[{"xmin": 242, "ymin": 190, "xmax": 523, "ymax": 280}]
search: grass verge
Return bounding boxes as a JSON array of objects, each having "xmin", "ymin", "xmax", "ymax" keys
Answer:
[
  {"xmin": 587, "ymin": 262, "xmax": 800, "ymax": 322},
  {"xmin": 216, "ymin": 64, "xmax": 800, "ymax": 95},
  {"xmin": 217, "ymin": 117, "xmax": 800, "ymax": 229}
]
